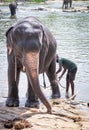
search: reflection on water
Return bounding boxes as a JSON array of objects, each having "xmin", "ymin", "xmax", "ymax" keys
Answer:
[{"xmin": 0, "ymin": 1, "xmax": 89, "ymax": 106}]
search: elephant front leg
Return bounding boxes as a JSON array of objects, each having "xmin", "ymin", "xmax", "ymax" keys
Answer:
[
  {"xmin": 6, "ymin": 59, "xmax": 20, "ymax": 107},
  {"xmin": 25, "ymin": 76, "xmax": 39, "ymax": 108},
  {"xmin": 46, "ymin": 57, "xmax": 61, "ymax": 98},
  {"xmin": 69, "ymin": 0, "xmax": 72, "ymax": 8}
]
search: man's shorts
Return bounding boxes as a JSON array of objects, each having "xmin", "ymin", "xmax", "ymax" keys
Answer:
[{"xmin": 66, "ymin": 67, "xmax": 77, "ymax": 81}]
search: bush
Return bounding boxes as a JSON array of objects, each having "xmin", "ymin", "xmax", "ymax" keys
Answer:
[
  {"xmin": 30, "ymin": 0, "xmax": 45, "ymax": 2},
  {"xmin": 4, "ymin": 0, "xmax": 14, "ymax": 2}
]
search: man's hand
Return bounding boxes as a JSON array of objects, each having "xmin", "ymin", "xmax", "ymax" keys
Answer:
[
  {"xmin": 58, "ymin": 68, "xmax": 66, "ymax": 81},
  {"xmin": 58, "ymin": 76, "xmax": 62, "ymax": 81}
]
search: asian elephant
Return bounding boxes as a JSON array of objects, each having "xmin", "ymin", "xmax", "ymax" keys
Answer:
[
  {"xmin": 9, "ymin": 1, "xmax": 18, "ymax": 17},
  {"xmin": 5, "ymin": 16, "xmax": 61, "ymax": 113},
  {"xmin": 62, "ymin": 0, "xmax": 72, "ymax": 9}
]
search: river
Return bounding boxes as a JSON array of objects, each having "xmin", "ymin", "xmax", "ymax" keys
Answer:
[{"xmin": 0, "ymin": 1, "xmax": 89, "ymax": 108}]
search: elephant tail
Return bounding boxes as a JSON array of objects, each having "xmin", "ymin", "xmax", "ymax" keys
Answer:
[
  {"xmin": 15, "ymin": 56, "xmax": 17, "ymax": 81},
  {"xmin": 43, "ymin": 73, "xmax": 46, "ymax": 88}
]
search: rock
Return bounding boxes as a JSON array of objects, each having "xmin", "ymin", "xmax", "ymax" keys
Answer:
[{"xmin": 0, "ymin": 99, "xmax": 89, "ymax": 130}]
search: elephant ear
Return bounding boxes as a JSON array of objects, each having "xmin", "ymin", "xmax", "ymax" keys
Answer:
[
  {"xmin": 41, "ymin": 25, "xmax": 48, "ymax": 45},
  {"xmin": 6, "ymin": 26, "xmax": 14, "ymax": 55},
  {"xmin": 6, "ymin": 26, "xmax": 13, "ymax": 37}
]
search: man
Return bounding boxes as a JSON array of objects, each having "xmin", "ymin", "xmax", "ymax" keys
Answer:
[{"xmin": 56, "ymin": 55, "xmax": 77, "ymax": 98}]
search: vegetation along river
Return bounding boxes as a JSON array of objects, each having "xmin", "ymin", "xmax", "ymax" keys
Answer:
[{"xmin": 0, "ymin": 1, "xmax": 89, "ymax": 108}]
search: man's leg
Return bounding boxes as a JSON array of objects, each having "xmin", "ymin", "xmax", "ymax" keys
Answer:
[
  {"xmin": 66, "ymin": 80, "xmax": 70, "ymax": 97},
  {"xmin": 69, "ymin": 69, "xmax": 77, "ymax": 96},
  {"xmin": 66, "ymin": 73, "xmax": 70, "ymax": 97},
  {"xmin": 70, "ymin": 80, "xmax": 74, "ymax": 95}
]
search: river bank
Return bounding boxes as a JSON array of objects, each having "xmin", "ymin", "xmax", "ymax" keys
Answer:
[{"xmin": 0, "ymin": 98, "xmax": 89, "ymax": 130}]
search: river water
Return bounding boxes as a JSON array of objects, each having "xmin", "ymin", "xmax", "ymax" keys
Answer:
[{"xmin": 0, "ymin": 1, "xmax": 89, "ymax": 108}]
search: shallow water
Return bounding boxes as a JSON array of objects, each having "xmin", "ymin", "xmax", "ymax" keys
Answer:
[{"xmin": 0, "ymin": 1, "xmax": 89, "ymax": 107}]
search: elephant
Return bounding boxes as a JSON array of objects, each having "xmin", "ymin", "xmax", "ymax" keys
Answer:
[
  {"xmin": 62, "ymin": 0, "xmax": 72, "ymax": 9},
  {"xmin": 5, "ymin": 16, "xmax": 61, "ymax": 113},
  {"xmin": 9, "ymin": 1, "xmax": 18, "ymax": 17}
]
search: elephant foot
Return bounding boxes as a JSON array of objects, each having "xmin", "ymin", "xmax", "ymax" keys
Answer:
[
  {"xmin": 25, "ymin": 100, "xmax": 39, "ymax": 108},
  {"xmin": 6, "ymin": 98, "xmax": 19, "ymax": 107},
  {"xmin": 51, "ymin": 86, "xmax": 61, "ymax": 99},
  {"xmin": 51, "ymin": 93, "xmax": 61, "ymax": 99}
]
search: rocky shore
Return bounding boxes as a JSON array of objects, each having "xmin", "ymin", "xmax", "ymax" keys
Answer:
[{"xmin": 0, "ymin": 98, "xmax": 89, "ymax": 130}]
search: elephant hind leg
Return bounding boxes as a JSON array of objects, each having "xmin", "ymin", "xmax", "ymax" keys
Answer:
[
  {"xmin": 46, "ymin": 57, "xmax": 61, "ymax": 98},
  {"xmin": 23, "ymin": 52, "xmax": 51, "ymax": 113}
]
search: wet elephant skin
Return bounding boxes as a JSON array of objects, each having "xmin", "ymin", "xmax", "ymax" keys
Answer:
[{"xmin": 5, "ymin": 16, "xmax": 61, "ymax": 113}]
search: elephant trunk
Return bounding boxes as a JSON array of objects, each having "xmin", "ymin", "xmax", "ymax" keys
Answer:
[{"xmin": 23, "ymin": 52, "xmax": 51, "ymax": 113}]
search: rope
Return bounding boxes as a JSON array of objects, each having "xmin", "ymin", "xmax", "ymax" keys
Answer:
[{"xmin": 15, "ymin": 57, "xmax": 17, "ymax": 81}]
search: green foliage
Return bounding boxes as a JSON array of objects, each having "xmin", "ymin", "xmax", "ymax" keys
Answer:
[
  {"xmin": 28, "ymin": 0, "xmax": 45, "ymax": 3},
  {"xmin": 4, "ymin": 0, "xmax": 14, "ymax": 2},
  {"xmin": 2, "ymin": 0, "xmax": 45, "ymax": 3}
]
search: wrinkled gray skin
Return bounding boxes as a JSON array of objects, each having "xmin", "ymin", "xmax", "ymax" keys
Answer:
[
  {"xmin": 5, "ymin": 16, "xmax": 61, "ymax": 113},
  {"xmin": 62, "ymin": 0, "xmax": 72, "ymax": 9}
]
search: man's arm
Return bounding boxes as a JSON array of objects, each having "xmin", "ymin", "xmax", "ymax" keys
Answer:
[
  {"xmin": 56, "ymin": 65, "xmax": 62, "ymax": 74},
  {"xmin": 59, "ymin": 68, "xmax": 66, "ymax": 81}
]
